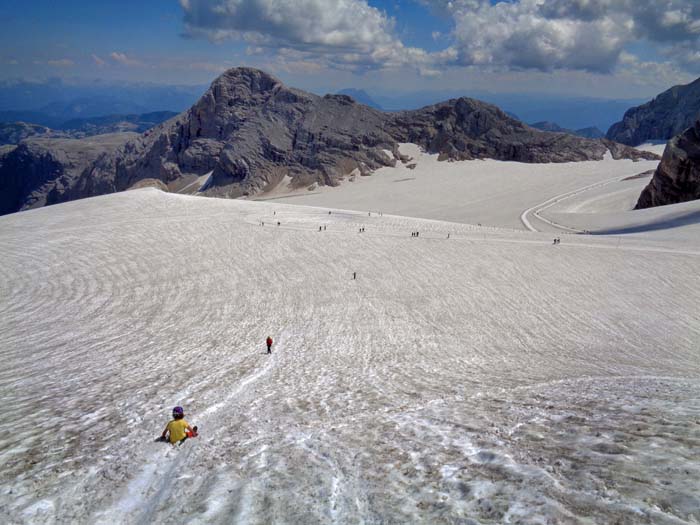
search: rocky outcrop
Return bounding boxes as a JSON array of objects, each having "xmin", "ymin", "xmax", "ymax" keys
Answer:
[
  {"xmin": 636, "ymin": 121, "xmax": 700, "ymax": 209},
  {"xmin": 390, "ymin": 100, "xmax": 614, "ymax": 162},
  {"xmin": 0, "ymin": 133, "xmax": 136, "ymax": 215},
  {"xmin": 0, "ymin": 68, "xmax": 660, "ymax": 215},
  {"xmin": 392, "ymin": 99, "xmax": 654, "ymax": 163},
  {"xmin": 607, "ymin": 77, "xmax": 700, "ymax": 146}
]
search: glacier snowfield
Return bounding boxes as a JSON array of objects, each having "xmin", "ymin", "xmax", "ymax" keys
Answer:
[{"xmin": 1, "ymin": 149, "xmax": 700, "ymax": 524}]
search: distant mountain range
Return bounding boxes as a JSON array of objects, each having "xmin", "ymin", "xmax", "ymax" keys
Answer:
[
  {"xmin": 607, "ymin": 77, "xmax": 700, "ymax": 146},
  {"xmin": 59, "ymin": 111, "xmax": 178, "ymax": 134},
  {"xmin": 336, "ymin": 89, "xmax": 383, "ymax": 110},
  {"xmin": 0, "ymin": 79, "xmax": 204, "ymax": 131},
  {"xmin": 0, "ymin": 68, "xmax": 657, "ymax": 216},
  {"xmin": 0, "ymin": 79, "xmax": 204, "ymax": 115},
  {"xmin": 530, "ymin": 121, "xmax": 605, "ymax": 139},
  {"xmin": 0, "ymin": 112, "xmax": 178, "ymax": 145}
]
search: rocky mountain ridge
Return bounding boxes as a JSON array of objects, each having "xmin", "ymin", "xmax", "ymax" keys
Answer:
[
  {"xmin": 607, "ymin": 77, "xmax": 700, "ymax": 146},
  {"xmin": 1, "ymin": 68, "xmax": 659, "ymax": 215}
]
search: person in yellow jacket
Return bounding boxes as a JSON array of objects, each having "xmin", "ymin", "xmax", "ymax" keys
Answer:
[{"xmin": 160, "ymin": 406, "xmax": 195, "ymax": 444}]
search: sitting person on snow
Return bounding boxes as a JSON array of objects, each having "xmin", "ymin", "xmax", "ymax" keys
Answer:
[{"xmin": 160, "ymin": 406, "xmax": 195, "ymax": 444}]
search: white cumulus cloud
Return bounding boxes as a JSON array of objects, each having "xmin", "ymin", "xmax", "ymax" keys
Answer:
[
  {"xmin": 180, "ymin": 0, "xmax": 442, "ymax": 71},
  {"xmin": 179, "ymin": 0, "xmax": 700, "ymax": 76},
  {"xmin": 109, "ymin": 52, "xmax": 143, "ymax": 67},
  {"xmin": 419, "ymin": 0, "xmax": 700, "ymax": 74},
  {"xmin": 181, "ymin": 0, "xmax": 396, "ymax": 51},
  {"xmin": 444, "ymin": 0, "xmax": 627, "ymax": 73}
]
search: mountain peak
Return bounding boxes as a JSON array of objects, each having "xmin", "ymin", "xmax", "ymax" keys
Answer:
[{"xmin": 212, "ymin": 67, "xmax": 283, "ymax": 94}]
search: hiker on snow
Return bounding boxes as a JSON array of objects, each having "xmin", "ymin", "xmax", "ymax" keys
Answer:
[
  {"xmin": 160, "ymin": 406, "xmax": 195, "ymax": 444},
  {"xmin": 266, "ymin": 336, "xmax": 273, "ymax": 354}
]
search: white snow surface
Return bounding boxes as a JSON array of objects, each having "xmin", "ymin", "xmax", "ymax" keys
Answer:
[
  {"xmin": 1, "ymin": 149, "xmax": 700, "ymax": 524},
  {"xmin": 636, "ymin": 142, "xmax": 668, "ymax": 156},
  {"xmin": 255, "ymin": 143, "xmax": 663, "ymax": 232}
]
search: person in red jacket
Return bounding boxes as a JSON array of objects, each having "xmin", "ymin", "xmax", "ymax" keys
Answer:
[{"xmin": 266, "ymin": 336, "xmax": 273, "ymax": 354}]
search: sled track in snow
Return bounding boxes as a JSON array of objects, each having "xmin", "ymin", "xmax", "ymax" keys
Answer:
[{"xmin": 520, "ymin": 174, "xmax": 631, "ymax": 233}]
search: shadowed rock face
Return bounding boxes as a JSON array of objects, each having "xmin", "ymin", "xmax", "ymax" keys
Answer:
[
  {"xmin": 636, "ymin": 121, "xmax": 700, "ymax": 209},
  {"xmin": 0, "ymin": 133, "xmax": 136, "ymax": 215},
  {"xmin": 0, "ymin": 68, "xmax": 659, "ymax": 215},
  {"xmin": 607, "ymin": 77, "xmax": 700, "ymax": 146}
]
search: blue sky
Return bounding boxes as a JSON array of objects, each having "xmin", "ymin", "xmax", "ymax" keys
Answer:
[{"xmin": 1, "ymin": 1, "xmax": 698, "ymax": 98}]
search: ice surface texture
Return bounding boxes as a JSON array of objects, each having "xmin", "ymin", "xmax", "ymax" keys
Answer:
[{"xmin": 1, "ymin": 188, "xmax": 698, "ymax": 524}]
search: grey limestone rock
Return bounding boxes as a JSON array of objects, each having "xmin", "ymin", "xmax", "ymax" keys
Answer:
[
  {"xmin": 0, "ymin": 133, "xmax": 136, "ymax": 215},
  {"xmin": 607, "ymin": 77, "xmax": 700, "ymax": 146},
  {"xmin": 391, "ymin": 98, "xmax": 655, "ymax": 163},
  {"xmin": 636, "ymin": 120, "xmax": 700, "ymax": 209}
]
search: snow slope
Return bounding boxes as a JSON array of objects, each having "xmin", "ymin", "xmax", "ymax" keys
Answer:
[
  {"xmin": 1, "ymin": 188, "xmax": 699, "ymax": 524},
  {"xmin": 254, "ymin": 143, "xmax": 662, "ymax": 231}
]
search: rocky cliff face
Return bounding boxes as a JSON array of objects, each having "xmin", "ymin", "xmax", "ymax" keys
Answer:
[
  {"xmin": 0, "ymin": 133, "xmax": 136, "ymax": 215},
  {"xmin": 1, "ymin": 68, "xmax": 659, "ymax": 215},
  {"xmin": 607, "ymin": 77, "xmax": 700, "ymax": 146},
  {"xmin": 636, "ymin": 120, "xmax": 700, "ymax": 209},
  {"xmin": 66, "ymin": 69, "xmax": 399, "ymax": 201}
]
